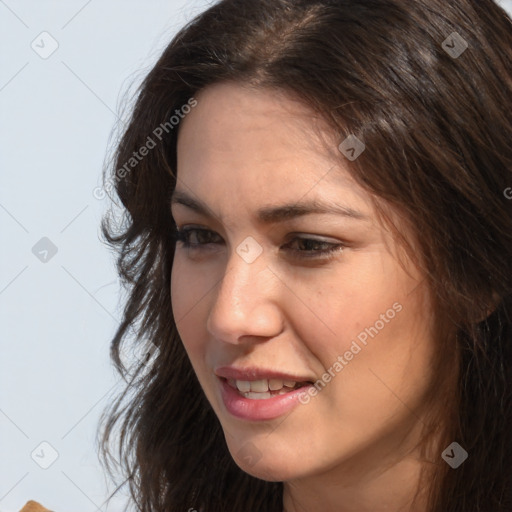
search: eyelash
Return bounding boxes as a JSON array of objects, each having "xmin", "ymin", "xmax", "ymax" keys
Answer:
[{"xmin": 171, "ymin": 227, "xmax": 345, "ymax": 261}]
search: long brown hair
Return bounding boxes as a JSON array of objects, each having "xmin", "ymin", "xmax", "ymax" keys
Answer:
[{"xmin": 97, "ymin": 1, "xmax": 512, "ymax": 510}]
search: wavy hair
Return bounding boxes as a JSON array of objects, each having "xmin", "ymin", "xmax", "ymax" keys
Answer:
[{"xmin": 97, "ymin": 1, "xmax": 512, "ymax": 510}]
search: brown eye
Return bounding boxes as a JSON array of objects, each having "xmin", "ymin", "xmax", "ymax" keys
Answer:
[
  {"xmin": 284, "ymin": 237, "xmax": 345, "ymax": 260},
  {"xmin": 172, "ymin": 228, "xmax": 345, "ymax": 261}
]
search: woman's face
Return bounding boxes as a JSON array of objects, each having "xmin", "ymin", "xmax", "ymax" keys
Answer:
[{"xmin": 171, "ymin": 81, "xmax": 436, "ymax": 482}]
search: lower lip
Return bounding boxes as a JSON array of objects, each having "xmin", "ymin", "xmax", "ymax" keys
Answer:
[{"xmin": 218, "ymin": 378, "xmax": 313, "ymax": 421}]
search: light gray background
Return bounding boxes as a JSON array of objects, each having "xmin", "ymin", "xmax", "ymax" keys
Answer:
[
  {"xmin": 0, "ymin": 2, "xmax": 214, "ymax": 511},
  {"xmin": 1, "ymin": 1, "xmax": 511, "ymax": 511}
]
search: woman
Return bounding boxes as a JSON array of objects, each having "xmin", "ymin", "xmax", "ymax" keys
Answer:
[{"xmin": 97, "ymin": 0, "xmax": 512, "ymax": 510}]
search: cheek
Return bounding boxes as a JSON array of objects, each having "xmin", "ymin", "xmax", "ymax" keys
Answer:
[
  {"xmin": 170, "ymin": 254, "xmax": 191, "ymax": 319},
  {"xmin": 330, "ymin": 289, "xmax": 434, "ymax": 425},
  {"xmin": 290, "ymin": 256, "xmax": 435, "ymax": 405},
  {"xmin": 285, "ymin": 263, "xmax": 407, "ymax": 364},
  {"xmin": 170, "ymin": 256, "xmax": 209, "ymax": 362}
]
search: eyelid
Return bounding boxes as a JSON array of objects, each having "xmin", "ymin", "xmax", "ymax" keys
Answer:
[
  {"xmin": 171, "ymin": 225, "xmax": 346, "ymax": 261},
  {"xmin": 172, "ymin": 225, "xmax": 342, "ymax": 244}
]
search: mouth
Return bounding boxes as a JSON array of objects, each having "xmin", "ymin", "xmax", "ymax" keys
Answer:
[
  {"xmin": 220, "ymin": 377, "xmax": 314, "ymax": 400},
  {"xmin": 217, "ymin": 376, "xmax": 315, "ymax": 421},
  {"xmin": 214, "ymin": 366, "xmax": 317, "ymax": 419}
]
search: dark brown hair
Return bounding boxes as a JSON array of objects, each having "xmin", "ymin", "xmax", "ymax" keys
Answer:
[{"xmin": 97, "ymin": 1, "xmax": 512, "ymax": 510}]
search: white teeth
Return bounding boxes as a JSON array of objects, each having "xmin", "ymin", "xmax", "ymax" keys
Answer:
[
  {"xmin": 236, "ymin": 380, "xmax": 251, "ymax": 393},
  {"xmin": 231, "ymin": 378, "xmax": 305, "ymax": 399},
  {"xmin": 250, "ymin": 379, "xmax": 269, "ymax": 392},
  {"xmin": 269, "ymin": 378, "xmax": 284, "ymax": 390},
  {"xmin": 245, "ymin": 391, "xmax": 272, "ymax": 399}
]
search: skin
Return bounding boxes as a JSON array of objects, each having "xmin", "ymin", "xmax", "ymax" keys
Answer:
[{"xmin": 170, "ymin": 81, "xmax": 438, "ymax": 512}]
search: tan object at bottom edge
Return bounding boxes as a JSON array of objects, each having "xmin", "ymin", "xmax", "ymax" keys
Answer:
[{"xmin": 19, "ymin": 501, "xmax": 53, "ymax": 512}]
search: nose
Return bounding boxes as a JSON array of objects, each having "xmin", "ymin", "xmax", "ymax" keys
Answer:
[{"xmin": 206, "ymin": 247, "xmax": 284, "ymax": 345}]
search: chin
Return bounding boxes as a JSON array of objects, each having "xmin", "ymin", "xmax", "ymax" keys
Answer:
[
  {"xmin": 224, "ymin": 437, "xmax": 313, "ymax": 482},
  {"xmin": 233, "ymin": 456, "xmax": 301, "ymax": 482}
]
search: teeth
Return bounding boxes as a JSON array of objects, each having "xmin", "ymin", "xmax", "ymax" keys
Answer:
[
  {"xmin": 232, "ymin": 378, "xmax": 303, "ymax": 398},
  {"xmin": 245, "ymin": 391, "xmax": 272, "ymax": 399},
  {"xmin": 250, "ymin": 379, "xmax": 269, "ymax": 392},
  {"xmin": 269, "ymin": 378, "xmax": 284, "ymax": 390},
  {"xmin": 236, "ymin": 380, "xmax": 251, "ymax": 393}
]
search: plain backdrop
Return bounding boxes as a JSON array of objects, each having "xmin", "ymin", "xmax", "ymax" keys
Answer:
[{"xmin": 1, "ymin": 1, "xmax": 511, "ymax": 511}]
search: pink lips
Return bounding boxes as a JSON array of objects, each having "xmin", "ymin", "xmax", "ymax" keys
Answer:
[
  {"xmin": 214, "ymin": 365, "xmax": 315, "ymax": 421},
  {"xmin": 214, "ymin": 365, "xmax": 313, "ymax": 382},
  {"xmin": 217, "ymin": 377, "xmax": 314, "ymax": 421}
]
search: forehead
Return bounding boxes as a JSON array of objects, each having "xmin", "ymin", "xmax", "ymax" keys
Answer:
[
  {"xmin": 178, "ymin": 81, "xmax": 339, "ymax": 165},
  {"xmin": 175, "ymin": 82, "xmax": 374, "ymax": 218}
]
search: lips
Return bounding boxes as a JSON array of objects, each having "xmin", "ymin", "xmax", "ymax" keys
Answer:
[
  {"xmin": 215, "ymin": 365, "xmax": 316, "ymax": 420},
  {"xmin": 214, "ymin": 365, "xmax": 315, "ymax": 383}
]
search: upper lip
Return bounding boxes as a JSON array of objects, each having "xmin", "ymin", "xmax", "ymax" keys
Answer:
[{"xmin": 214, "ymin": 365, "xmax": 314, "ymax": 382}]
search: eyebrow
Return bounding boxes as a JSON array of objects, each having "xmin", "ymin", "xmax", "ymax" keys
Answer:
[{"xmin": 170, "ymin": 189, "xmax": 369, "ymax": 224}]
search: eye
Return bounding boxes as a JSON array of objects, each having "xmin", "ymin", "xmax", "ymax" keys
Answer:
[
  {"xmin": 171, "ymin": 226, "xmax": 345, "ymax": 261},
  {"xmin": 173, "ymin": 227, "xmax": 222, "ymax": 246}
]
